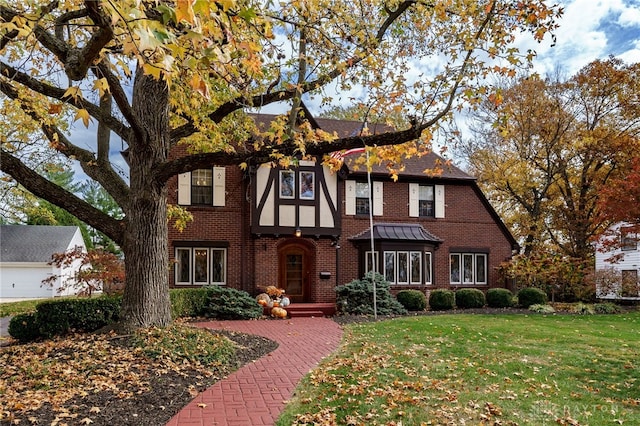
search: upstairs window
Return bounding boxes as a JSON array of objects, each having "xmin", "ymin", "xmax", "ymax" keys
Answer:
[
  {"xmin": 621, "ymin": 227, "xmax": 638, "ymax": 251},
  {"xmin": 191, "ymin": 169, "xmax": 213, "ymax": 205},
  {"xmin": 177, "ymin": 167, "xmax": 225, "ymax": 206},
  {"xmin": 418, "ymin": 185, "xmax": 435, "ymax": 217},
  {"xmin": 356, "ymin": 182, "xmax": 371, "ymax": 215}
]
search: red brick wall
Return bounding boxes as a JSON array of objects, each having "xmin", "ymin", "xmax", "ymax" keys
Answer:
[
  {"xmin": 167, "ymin": 163, "xmax": 514, "ymax": 302},
  {"xmin": 339, "ymin": 179, "xmax": 514, "ymax": 294}
]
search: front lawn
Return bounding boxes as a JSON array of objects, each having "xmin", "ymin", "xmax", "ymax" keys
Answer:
[{"xmin": 278, "ymin": 313, "xmax": 640, "ymax": 425}]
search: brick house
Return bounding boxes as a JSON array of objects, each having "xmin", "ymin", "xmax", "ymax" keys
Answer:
[{"xmin": 167, "ymin": 114, "xmax": 518, "ymax": 306}]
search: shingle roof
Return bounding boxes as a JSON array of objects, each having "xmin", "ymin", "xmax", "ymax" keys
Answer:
[
  {"xmin": 0, "ymin": 225, "xmax": 81, "ymax": 263},
  {"xmin": 344, "ymin": 151, "xmax": 474, "ymax": 181},
  {"xmin": 349, "ymin": 223, "xmax": 442, "ymax": 243},
  {"xmin": 250, "ymin": 112, "xmax": 473, "ymax": 181}
]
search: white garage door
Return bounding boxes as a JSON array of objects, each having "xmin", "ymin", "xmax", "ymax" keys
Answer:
[{"xmin": 0, "ymin": 264, "xmax": 55, "ymax": 299}]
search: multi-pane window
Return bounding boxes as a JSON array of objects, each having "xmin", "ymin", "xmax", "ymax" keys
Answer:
[
  {"xmin": 450, "ymin": 253, "xmax": 487, "ymax": 285},
  {"xmin": 175, "ymin": 247, "xmax": 227, "ymax": 285},
  {"xmin": 382, "ymin": 251, "xmax": 432, "ymax": 285},
  {"xmin": 621, "ymin": 227, "xmax": 638, "ymax": 251},
  {"xmin": 191, "ymin": 169, "xmax": 213, "ymax": 205},
  {"xmin": 365, "ymin": 251, "xmax": 379, "ymax": 274},
  {"xmin": 419, "ymin": 185, "xmax": 435, "ymax": 217},
  {"xmin": 424, "ymin": 252, "xmax": 432, "ymax": 285},
  {"xmin": 621, "ymin": 270, "xmax": 639, "ymax": 297},
  {"xmin": 355, "ymin": 182, "xmax": 370, "ymax": 215}
]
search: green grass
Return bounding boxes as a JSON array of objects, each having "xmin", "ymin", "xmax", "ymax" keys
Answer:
[
  {"xmin": 0, "ymin": 299, "xmax": 44, "ymax": 317},
  {"xmin": 277, "ymin": 313, "xmax": 640, "ymax": 425}
]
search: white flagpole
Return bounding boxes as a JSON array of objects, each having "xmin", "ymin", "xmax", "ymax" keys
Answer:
[{"xmin": 366, "ymin": 148, "xmax": 377, "ymax": 319}]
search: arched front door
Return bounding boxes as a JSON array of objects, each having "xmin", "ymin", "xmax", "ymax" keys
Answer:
[{"xmin": 278, "ymin": 241, "xmax": 313, "ymax": 303}]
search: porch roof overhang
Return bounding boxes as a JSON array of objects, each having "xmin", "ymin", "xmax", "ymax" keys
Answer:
[{"xmin": 349, "ymin": 223, "xmax": 442, "ymax": 245}]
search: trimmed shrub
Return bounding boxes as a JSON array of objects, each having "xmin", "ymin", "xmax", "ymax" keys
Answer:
[
  {"xmin": 201, "ymin": 286, "xmax": 263, "ymax": 320},
  {"xmin": 170, "ymin": 288, "xmax": 210, "ymax": 318},
  {"xmin": 486, "ymin": 288, "xmax": 514, "ymax": 308},
  {"xmin": 396, "ymin": 290, "xmax": 427, "ymax": 311},
  {"xmin": 528, "ymin": 304, "xmax": 555, "ymax": 314},
  {"xmin": 455, "ymin": 288, "xmax": 486, "ymax": 309},
  {"xmin": 336, "ymin": 272, "xmax": 407, "ymax": 316},
  {"xmin": 594, "ymin": 302, "xmax": 622, "ymax": 314},
  {"xmin": 571, "ymin": 302, "xmax": 594, "ymax": 315},
  {"xmin": 8, "ymin": 312, "xmax": 42, "ymax": 342},
  {"xmin": 429, "ymin": 289, "xmax": 455, "ymax": 311},
  {"xmin": 35, "ymin": 296, "xmax": 121, "ymax": 338},
  {"xmin": 517, "ymin": 287, "xmax": 548, "ymax": 308}
]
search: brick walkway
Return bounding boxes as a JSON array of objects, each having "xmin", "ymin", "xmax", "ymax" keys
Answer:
[{"xmin": 166, "ymin": 317, "xmax": 343, "ymax": 426}]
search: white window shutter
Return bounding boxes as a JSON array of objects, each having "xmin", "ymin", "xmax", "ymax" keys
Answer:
[
  {"xmin": 373, "ymin": 181, "xmax": 383, "ymax": 216},
  {"xmin": 177, "ymin": 172, "xmax": 191, "ymax": 205},
  {"xmin": 213, "ymin": 166, "xmax": 225, "ymax": 206},
  {"xmin": 435, "ymin": 184, "xmax": 445, "ymax": 218},
  {"xmin": 345, "ymin": 180, "xmax": 356, "ymax": 215},
  {"xmin": 409, "ymin": 183, "xmax": 419, "ymax": 217}
]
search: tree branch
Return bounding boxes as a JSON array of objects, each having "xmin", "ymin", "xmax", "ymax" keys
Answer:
[
  {"xmin": 0, "ymin": 150, "xmax": 125, "ymax": 245},
  {"xmin": 0, "ymin": 62, "xmax": 131, "ymax": 141}
]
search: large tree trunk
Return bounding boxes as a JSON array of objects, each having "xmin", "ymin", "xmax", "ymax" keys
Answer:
[{"xmin": 118, "ymin": 69, "xmax": 172, "ymax": 331}]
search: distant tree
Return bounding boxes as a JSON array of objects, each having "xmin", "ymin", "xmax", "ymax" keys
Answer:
[{"xmin": 462, "ymin": 58, "xmax": 640, "ymax": 262}]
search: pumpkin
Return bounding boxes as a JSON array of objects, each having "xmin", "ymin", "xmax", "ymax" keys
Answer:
[
  {"xmin": 257, "ymin": 299, "xmax": 268, "ymax": 306},
  {"xmin": 280, "ymin": 297, "xmax": 290, "ymax": 307},
  {"xmin": 271, "ymin": 307, "xmax": 288, "ymax": 318}
]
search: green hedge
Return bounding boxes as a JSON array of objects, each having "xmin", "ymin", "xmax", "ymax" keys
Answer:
[
  {"xmin": 455, "ymin": 288, "xmax": 486, "ymax": 309},
  {"xmin": 170, "ymin": 287, "xmax": 210, "ymax": 318},
  {"xmin": 486, "ymin": 288, "xmax": 514, "ymax": 308},
  {"xmin": 396, "ymin": 290, "xmax": 427, "ymax": 311},
  {"xmin": 429, "ymin": 289, "xmax": 455, "ymax": 311},
  {"xmin": 8, "ymin": 312, "xmax": 41, "ymax": 342},
  {"xmin": 336, "ymin": 273, "xmax": 407, "ymax": 316},
  {"xmin": 201, "ymin": 286, "xmax": 263, "ymax": 320},
  {"xmin": 517, "ymin": 287, "xmax": 548, "ymax": 308},
  {"xmin": 8, "ymin": 287, "xmax": 263, "ymax": 342}
]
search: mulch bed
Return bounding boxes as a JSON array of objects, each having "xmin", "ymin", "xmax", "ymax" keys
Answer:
[{"xmin": 1, "ymin": 330, "xmax": 278, "ymax": 426}]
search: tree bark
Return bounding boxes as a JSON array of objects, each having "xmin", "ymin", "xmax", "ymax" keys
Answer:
[{"xmin": 118, "ymin": 68, "xmax": 172, "ymax": 330}]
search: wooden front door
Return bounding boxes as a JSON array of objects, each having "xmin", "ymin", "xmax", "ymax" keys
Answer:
[{"xmin": 278, "ymin": 242, "xmax": 312, "ymax": 303}]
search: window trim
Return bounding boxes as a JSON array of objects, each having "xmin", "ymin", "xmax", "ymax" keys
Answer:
[
  {"xmin": 424, "ymin": 252, "xmax": 432, "ymax": 285},
  {"xmin": 450, "ymin": 252, "xmax": 488, "ymax": 285},
  {"xmin": 174, "ymin": 247, "xmax": 228, "ymax": 286}
]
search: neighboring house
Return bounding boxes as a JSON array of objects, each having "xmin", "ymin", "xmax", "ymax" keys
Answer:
[
  {"xmin": 595, "ymin": 223, "xmax": 640, "ymax": 300},
  {"xmin": 167, "ymin": 114, "xmax": 519, "ymax": 305},
  {"xmin": 0, "ymin": 225, "xmax": 86, "ymax": 299}
]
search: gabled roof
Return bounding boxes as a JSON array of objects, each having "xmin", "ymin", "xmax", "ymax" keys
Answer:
[
  {"xmin": 0, "ymin": 225, "xmax": 82, "ymax": 263},
  {"xmin": 349, "ymin": 223, "xmax": 442, "ymax": 244}
]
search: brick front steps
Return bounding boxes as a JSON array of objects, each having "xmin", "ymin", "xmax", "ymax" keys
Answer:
[{"xmin": 264, "ymin": 303, "xmax": 336, "ymax": 318}]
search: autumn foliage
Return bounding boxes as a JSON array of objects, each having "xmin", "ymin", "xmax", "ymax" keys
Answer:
[{"xmin": 43, "ymin": 247, "xmax": 125, "ymax": 296}]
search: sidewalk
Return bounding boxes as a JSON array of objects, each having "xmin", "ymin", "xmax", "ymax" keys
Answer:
[{"xmin": 166, "ymin": 317, "xmax": 343, "ymax": 426}]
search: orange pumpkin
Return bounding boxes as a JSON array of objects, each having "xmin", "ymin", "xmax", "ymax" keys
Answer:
[{"xmin": 271, "ymin": 307, "xmax": 287, "ymax": 318}]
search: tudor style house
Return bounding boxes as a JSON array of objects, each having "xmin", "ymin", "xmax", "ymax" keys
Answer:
[{"xmin": 166, "ymin": 115, "xmax": 519, "ymax": 306}]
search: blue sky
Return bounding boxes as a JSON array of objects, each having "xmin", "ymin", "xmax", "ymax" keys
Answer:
[{"xmin": 525, "ymin": 0, "xmax": 639, "ymax": 75}]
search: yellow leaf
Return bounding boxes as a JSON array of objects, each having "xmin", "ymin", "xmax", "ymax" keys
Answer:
[
  {"xmin": 92, "ymin": 78, "xmax": 110, "ymax": 98},
  {"xmin": 63, "ymin": 86, "xmax": 81, "ymax": 100},
  {"xmin": 80, "ymin": 418, "xmax": 93, "ymax": 424},
  {"xmin": 176, "ymin": 0, "xmax": 196, "ymax": 24},
  {"xmin": 197, "ymin": 403, "xmax": 207, "ymax": 408},
  {"xmin": 89, "ymin": 407, "xmax": 101, "ymax": 413},
  {"xmin": 74, "ymin": 109, "xmax": 91, "ymax": 127}
]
